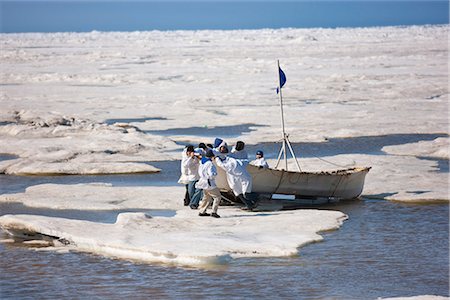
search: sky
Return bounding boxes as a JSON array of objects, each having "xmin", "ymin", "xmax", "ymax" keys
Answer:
[{"xmin": 0, "ymin": 1, "xmax": 449, "ymax": 33}]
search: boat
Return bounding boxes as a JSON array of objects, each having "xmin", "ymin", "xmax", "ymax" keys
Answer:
[
  {"xmin": 215, "ymin": 61, "xmax": 370, "ymax": 204},
  {"xmin": 216, "ymin": 165, "xmax": 371, "ymax": 202}
]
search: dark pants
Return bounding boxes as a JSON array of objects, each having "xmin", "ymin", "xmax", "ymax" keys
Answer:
[
  {"xmin": 187, "ymin": 180, "xmax": 203, "ymax": 208},
  {"xmin": 183, "ymin": 184, "xmax": 190, "ymax": 206},
  {"xmin": 237, "ymin": 193, "xmax": 256, "ymax": 210},
  {"xmin": 189, "ymin": 189, "xmax": 203, "ymax": 208}
]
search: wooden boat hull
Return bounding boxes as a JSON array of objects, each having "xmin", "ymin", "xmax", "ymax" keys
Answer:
[{"xmin": 216, "ymin": 164, "xmax": 371, "ymax": 200}]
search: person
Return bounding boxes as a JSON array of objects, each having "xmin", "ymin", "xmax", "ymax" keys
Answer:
[
  {"xmin": 214, "ymin": 155, "xmax": 257, "ymax": 211},
  {"xmin": 181, "ymin": 145, "xmax": 202, "ymax": 209},
  {"xmin": 212, "ymin": 137, "xmax": 228, "ymax": 158},
  {"xmin": 188, "ymin": 148, "xmax": 205, "ymax": 209},
  {"xmin": 178, "ymin": 145, "xmax": 193, "ymax": 206},
  {"xmin": 251, "ymin": 150, "xmax": 269, "ymax": 168},
  {"xmin": 195, "ymin": 150, "xmax": 221, "ymax": 218},
  {"xmin": 197, "ymin": 143, "xmax": 208, "ymax": 156},
  {"xmin": 230, "ymin": 140, "xmax": 248, "ymax": 160}
]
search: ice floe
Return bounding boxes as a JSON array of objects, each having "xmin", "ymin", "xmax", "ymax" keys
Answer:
[
  {"xmin": 0, "ymin": 208, "xmax": 347, "ymax": 266},
  {"xmin": 0, "ymin": 183, "xmax": 347, "ymax": 266},
  {"xmin": 0, "ymin": 184, "xmax": 182, "ymax": 210},
  {"xmin": 383, "ymin": 137, "xmax": 449, "ymax": 160},
  {"xmin": 0, "ymin": 110, "xmax": 179, "ymax": 175}
]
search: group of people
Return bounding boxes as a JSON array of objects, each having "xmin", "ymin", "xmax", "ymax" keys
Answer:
[{"xmin": 179, "ymin": 138, "xmax": 269, "ymax": 218}]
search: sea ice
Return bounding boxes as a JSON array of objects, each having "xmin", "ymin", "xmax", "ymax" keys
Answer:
[
  {"xmin": 382, "ymin": 137, "xmax": 449, "ymax": 160},
  {"xmin": 0, "ymin": 183, "xmax": 182, "ymax": 210},
  {"xmin": 0, "ymin": 111, "xmax": 178, "ymax": 175},
  {"xmin": 0, "ymin": 207, "xmax": 347, "ymax": 266}
]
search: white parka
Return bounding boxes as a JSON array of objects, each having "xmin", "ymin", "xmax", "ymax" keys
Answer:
[
  {"xmin": 215, "ymin": 156, "xmax": 252, "ymax": 196},
  {"xmin": 195, "ymin": 159, "xmax": 218, "ymax": 190},
  {"xmin": 181, "ymin": 149, "xmax": 200, "ymax": 181},
  {"xmin": 250, "ymin": 157, "xmax": 269, "ymax": 168}
]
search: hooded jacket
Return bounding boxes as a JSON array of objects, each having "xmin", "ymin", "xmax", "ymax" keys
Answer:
[
  {"xmin": 181, "ymin": 149, "xmax": 200, "ymax": 181},
  {"xmin": 195, "ymin": 158, "xmax": 218, "ymax": 190},
  {"xmin": 215, "ymin": 156, "xmax": 252, "ymax": 196}
]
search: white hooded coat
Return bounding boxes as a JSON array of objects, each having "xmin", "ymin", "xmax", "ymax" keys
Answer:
[
  {"xmin": 195, "ymin": 159, "xmax": 218, "ymax": 190},
  {"xmin": 181, "ymin": 149, "xmax": 200, "ymax": 181},
  {"xmin": 215, "ymin": 156, "xmax": 252, "ymax": 196}
]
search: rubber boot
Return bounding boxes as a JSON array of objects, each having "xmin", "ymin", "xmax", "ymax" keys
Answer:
[{"xmin": 237, "ymin": 194, "xmax": 253, "ymax": 210}]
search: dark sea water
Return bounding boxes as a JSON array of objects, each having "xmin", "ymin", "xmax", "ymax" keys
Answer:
[{"xmin": 0, "ymin": 133, "xmax": 449, "ymax": 299}]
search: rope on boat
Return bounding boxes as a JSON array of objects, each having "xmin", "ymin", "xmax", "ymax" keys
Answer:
[
  {"xmin": 272, "ymin": 169, "xmax": 286, "ymax": 195},
  {"xmin": 331, "ymin": 174, "xmax": 344, "ymax": 197},
  {"xmin": 313, "ymin": 156, "xmax": 350, "ymax": 168}
]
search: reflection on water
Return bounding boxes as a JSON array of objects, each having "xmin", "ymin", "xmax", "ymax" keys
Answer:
[{"xmin": 0, "ymin": 199, "xmax": 448, "ymax": 299}]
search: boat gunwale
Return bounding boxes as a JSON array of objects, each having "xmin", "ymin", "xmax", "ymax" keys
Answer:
[{"xmin": 248, "ymin": 165, "xmax": 371, "ymax": 176}]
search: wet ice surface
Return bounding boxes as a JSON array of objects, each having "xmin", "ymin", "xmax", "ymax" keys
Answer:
[{"xmin": 1, "ymin": 199, "xmax": 447, "ymax": 299}]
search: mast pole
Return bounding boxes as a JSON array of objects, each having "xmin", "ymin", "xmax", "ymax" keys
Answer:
[{"xmin": 277, "ymin": 60, "xmax": 288, "ymax": 170}]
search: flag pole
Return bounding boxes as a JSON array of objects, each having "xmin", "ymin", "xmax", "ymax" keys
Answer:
[
  {"xmin": 277, "ymin": 60, "xmax": 288, "ymax": 170},
  {"xmin": 274, "ymin": 60, "xmax": 302, "ymax": 172}
]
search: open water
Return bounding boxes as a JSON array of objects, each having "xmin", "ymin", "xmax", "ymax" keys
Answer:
[
  {"xmin": 0, "ymin": 133, "xmax": 449, "ymax": 299},
  {"xmin": 1, "ymin": 199, "xmax": 448, "ymax": 299}
]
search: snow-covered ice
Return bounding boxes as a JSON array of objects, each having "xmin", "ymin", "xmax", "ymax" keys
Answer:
[
  {"xmin": 0, "ymin": 183, "xmax": 346, "ymax": 265},
  {"xmin": 0, "ymin": 183, "xmax": 347, "ymax": 266},
  {"xmin": 0, "ymin": 183, "xmax": 182, "ymax": 210},
  {"xmin": 383, "ymin": 137, "xmax": 449, "ymax": 160}
]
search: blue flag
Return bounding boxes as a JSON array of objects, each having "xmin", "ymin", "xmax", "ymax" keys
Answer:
[{"xmin": 276, "ymin": 67, "xmax": 286, "ymax": 94}]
